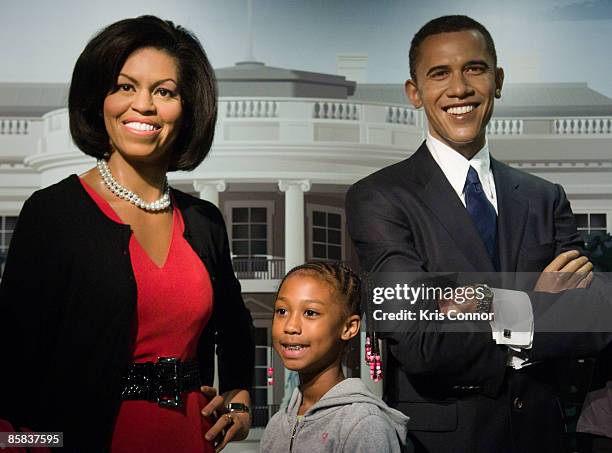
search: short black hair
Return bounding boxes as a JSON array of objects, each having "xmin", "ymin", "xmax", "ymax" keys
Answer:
[
  {"xmin": 279, "ymin": 261, "xmax": 361, "ymax": 317},
  {"xmin": 68, "ymin": 15, "xmax": 217, "ymax": 171},
  {"xmin": 409, "ymin": 15, "xmax": 497, "ymax": 80}
]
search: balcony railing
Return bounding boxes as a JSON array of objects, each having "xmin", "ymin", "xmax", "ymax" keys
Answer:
[
  {"xmin": 313, "ymin": 101, "xmax": 360, "ymax": 120},
  {"xmin": 2, "ymin": 101, "xmax": 612, "ymax": 166},
  {"xmin": 485, "ymin": 116, "xmax": 612, "ymax": 136},
  {"xmin": 554, "ymin": 117, "xmax": 612, "ymax": 135},
  {"xmin": 232, "ymin": 256, "xmax": 285, "ymax": 280},
  {"xmin": 225, "ymin": 99, "xmax": 278, "ymax": 118},
  {"xmin": 387, "ymin": 106, "xmax": 419, "ymax": 125},
  {"xmin": 487, "ymin": 118, "xmax": 523, "ymax": 135},
  {"xmin": 0, "ymin": 118, "xmax": 32, "ymax": 135}
]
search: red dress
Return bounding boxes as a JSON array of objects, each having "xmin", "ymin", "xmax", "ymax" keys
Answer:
[{"xmin": 80, "ymin": 179, "xmax": 215, "ymax": 453}]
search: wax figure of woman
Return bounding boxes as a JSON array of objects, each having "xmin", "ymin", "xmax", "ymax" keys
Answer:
[{"xmin": 0, "ymin": 16, "xmax": 254, "ymax": 452}]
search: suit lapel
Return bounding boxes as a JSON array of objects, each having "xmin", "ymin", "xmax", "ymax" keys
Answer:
[
  {"xmin": 491, "ymin": 158, "xmax": 528, "ymax": 272},
  {"xmin": 408, "ymin": 144, "xmax": 496, "ymax": 272}
]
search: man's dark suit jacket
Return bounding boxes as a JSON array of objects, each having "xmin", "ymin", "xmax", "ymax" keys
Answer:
[{"xmin": 346, "ymin": 142, "xmax": 612, "ymax": 453}]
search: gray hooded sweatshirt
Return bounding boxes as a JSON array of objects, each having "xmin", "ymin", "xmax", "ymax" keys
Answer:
[{"xmin": 260, "ymin": 378, "xmax": 410, "ymax": 453}]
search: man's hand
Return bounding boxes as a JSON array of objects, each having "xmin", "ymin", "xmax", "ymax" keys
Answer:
[
  {"xmin": 201, "ymin": 386, "xmax": 251, "ymax": 452},
  {"xmin": 534, "ymin": 250, "xmax": 593, "ymax": 293}
]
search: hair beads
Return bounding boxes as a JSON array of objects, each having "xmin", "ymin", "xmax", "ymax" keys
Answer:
[
  {"xmin": 365, "ymin": 336, "xmax": 383, "ymax": 382},
  {"xmin": 267, "ymin": 367, "xmax": 274, "ymax": 386},
  {"xmin": 364, "ymin": 273, "xmax": 383, "ymax": 382}
]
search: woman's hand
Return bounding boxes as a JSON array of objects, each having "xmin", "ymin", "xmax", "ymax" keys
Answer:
[{"xmin": 200, "ymin": 386, "xmax": 251, "ymax": 452}]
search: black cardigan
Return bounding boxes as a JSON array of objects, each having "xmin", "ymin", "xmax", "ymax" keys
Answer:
[{"xmin": 0, "ymin": 175, "xmax": 255, "ymax": 452}]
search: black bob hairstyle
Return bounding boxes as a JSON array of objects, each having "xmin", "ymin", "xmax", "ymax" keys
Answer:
[
  {"xmin": 409, "ymin": 15, "xmax": 498, "ymax": 81},
  {"xmin": 68, "ymin": 15, "xmax": 217, "ymax": 172}
]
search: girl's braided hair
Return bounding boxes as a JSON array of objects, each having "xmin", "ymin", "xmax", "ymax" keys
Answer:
[{"xmin": 278, "ymin": 261, "xmax": 361, "ymax": 316}]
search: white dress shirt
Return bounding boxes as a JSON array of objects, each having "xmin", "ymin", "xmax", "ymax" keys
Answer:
[
  {"xmin": 426, "ymin": 133, "xmax": 534, "ymax": 368},
  {"xmin": 426, "ymin": 134, "xmax": 498, "ymax": 212}
]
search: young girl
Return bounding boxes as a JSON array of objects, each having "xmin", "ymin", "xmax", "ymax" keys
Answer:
[{"xmin": 261, "ymin": 261, "xmax": 409, "ymax": 453}]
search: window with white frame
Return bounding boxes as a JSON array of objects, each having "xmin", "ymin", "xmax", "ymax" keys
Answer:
[
  {"xmin": 575, "ymin": 213, "xmax": 608, "ymax": 241},
  {"xmin": 0, "ymin": 216, "xmax": 17, "ymax": 277},
  {"xmin": 307, "ymin": 204, "xmax": 345, "ymax": 261},
  {"xmin": 225, "ymin": 201, "xmax": 274, "ymax": 276},
  {"xmin": 231, "ymin": 207, "xmax": 268, "ymax": 256}
]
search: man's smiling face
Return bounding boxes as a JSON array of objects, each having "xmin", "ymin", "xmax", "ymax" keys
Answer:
[{"xmin": 405, "ymin": 29, "xmax": 504, "ymax": 158}]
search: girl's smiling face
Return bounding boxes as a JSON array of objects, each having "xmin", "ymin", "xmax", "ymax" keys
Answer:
[{"xmin": 272, "ymin": 274, "xmax": 359, "ymax": 375}]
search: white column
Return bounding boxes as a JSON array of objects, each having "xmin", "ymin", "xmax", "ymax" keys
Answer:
[
  {"xmin": 278, "ymin": 181, "xmax": 310, "ymax": 408},
  {"xmin": 193, "ymin": 179, "xmax": 227, "ymax": 207},
  {"xmin": 278, "ymin": 180, "xmax": 311, "ymax": 273}
]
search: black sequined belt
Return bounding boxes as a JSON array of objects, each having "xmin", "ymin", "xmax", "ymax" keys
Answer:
[{"xmin": 120, "ymin": 357, "xmax": 201, "ymax": 408}]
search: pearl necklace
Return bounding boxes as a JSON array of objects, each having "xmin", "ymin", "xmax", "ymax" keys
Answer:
[{"xmin": 97, "ymin": 159, "xmax": 171, "ymax": 212}]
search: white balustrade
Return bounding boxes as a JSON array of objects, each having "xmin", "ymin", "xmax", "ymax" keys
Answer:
[
  {"xmin": 554, "ymin": 117, "xmax": 612, "ymax": 135},
  {"xmin": 225, "ymin": 99, "xmax": 278, "ymax": 118},
  {"xmin": 313, "ymin": 101, "xmax": 360, "ymax": 120},
  {"xmin": 221, "ymin": 98, "xmax": 416, "ymax": 125},
  {"xmin": 6, "ymin": 99, "xmax": 612, "ymax": 168},
  {"xmin": 487, "ymin": 119, "xmax": 523, "ymax": 136},
  {"xmin": 0, "ymin": 118, "xmax": 30, "ymax": 135},
  {"xmin": 0, "ymin": 118, "xmax": 43, "ymax": 162},
  {"xmin": 386, "ymin": 106, "xmax": 417, "ymax": 125}
]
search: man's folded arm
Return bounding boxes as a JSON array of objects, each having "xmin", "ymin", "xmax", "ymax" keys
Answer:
[
  {"xmin": 490, "ymin": 182, "xmax": 592, "ymax": 362},
  {"xmin": 523, "ymin": 182, "xmax": 609, "ymax": 361},
  {"xmin": 527, "ymin": 273, "xmax": 612, "ymax": 362}
]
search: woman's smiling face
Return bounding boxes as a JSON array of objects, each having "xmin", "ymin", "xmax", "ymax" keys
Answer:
[{"xmin": 103, "ymin": 47, "xmax": 182, "ymax": 165}]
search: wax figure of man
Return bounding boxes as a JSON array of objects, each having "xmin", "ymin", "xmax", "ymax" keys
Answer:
[{"xmin": 346, "ymin": 15, "xmax": 612, "ymax": 453}]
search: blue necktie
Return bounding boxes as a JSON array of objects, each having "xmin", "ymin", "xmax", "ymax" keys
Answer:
[{"xmin": 464, "ymin": 166, "xmax": 499, "ymax": 269}]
